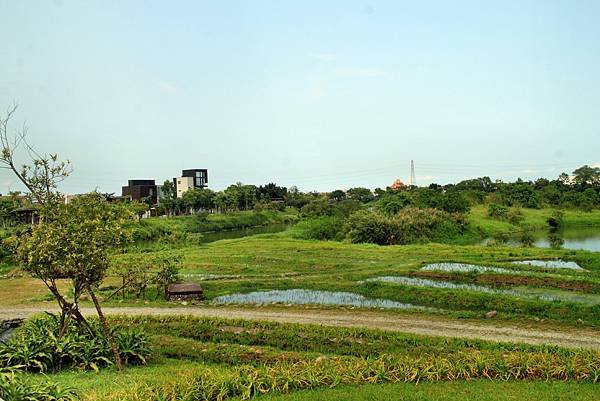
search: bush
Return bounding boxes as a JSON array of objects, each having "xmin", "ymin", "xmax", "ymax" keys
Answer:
[
  {"xmin": 487, "ymin": 204, "xmax": 509, "ymax": 220},
  {"xmin": 292, "ymin": 217, "xmax": 345, "ymax": 241},
  {"xmin": 0, "ymin": 367, "xmax": 76, "ymax": 401},
  {"xmin": 547, "ymin": 210, "xmax": 564, "ymax": 229},
  {"xmin": 0, "ymin": 315, "xmax": 151, "ymax": 373},
  {"xmin": 345, "ymin": 208, "xmax": 466, "ymax": 245},
  {"xmin": 506, "ymin": 208, "xmax": 524, "ymax": 224}
]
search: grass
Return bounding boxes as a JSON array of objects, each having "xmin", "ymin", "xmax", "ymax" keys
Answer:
[
  {"xmin": 5, "ymin": 234, "xmax": 600, "ymax": 326},
  {"xmin": 24, "ymin": 315, "xmax": 600, "ymax": 400},
  {"xmin": 468, "ymin": 205, "xmax": 600, "ymax": 237},
  {"xmin": 128, "ymin": 209, "xmax": 298, "ymax": 242},
  {"xmin": 253, "ymin": 381, "xmax": 600, "ymax": 401}
]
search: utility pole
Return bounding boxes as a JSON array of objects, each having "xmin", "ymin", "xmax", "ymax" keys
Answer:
[{"xmin": 410, "ymin": 160, "xmax": 416, "ymax": 187}]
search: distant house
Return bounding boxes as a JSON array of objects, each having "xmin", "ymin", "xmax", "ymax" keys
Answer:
[
  {"xmin": 121, "ymin": 179, "xmax": 157, "ymax": 204},
  {"xmin": 174, "ymin": 169, "xmax": 208, "ymax": 198}
]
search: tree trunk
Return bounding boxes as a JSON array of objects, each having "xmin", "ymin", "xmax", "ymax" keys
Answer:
[
  {"xmin": 86, "ymin": 284, "xmax": 123, "ymax": 371},
  {"xmin": 43, "ymin": 280, "xmax": 94, "ymax": 336}
]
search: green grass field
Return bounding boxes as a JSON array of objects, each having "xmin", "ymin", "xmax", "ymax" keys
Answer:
[{"xmin": 5, "ymin": 207, "xmax": 600, "ymax": 400}]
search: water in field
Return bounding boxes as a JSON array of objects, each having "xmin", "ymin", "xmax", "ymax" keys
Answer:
[
  {"xmin": 421, "ymin": 263, "xmax": 511, "ymax": 274},
  {"xmin": 534, "ymin": 227, "xmax": 600, "ymax": 252},
  {"xmin": 212, "ymin": 289, "xmax": 430, "ymax": 310},
  {"xmin": 512, "ymin": 260, "xmax": 584, "ymax": 271},
  {"xmin": 364, "ymin": 276, "xmax": 596, "ymax": 304},
  {"xmin": 200, "ymin": 223, "xmax": 291, "ymax": 243},
  {"xmin": 483, "ymin": 227, "xmax": 600, "ymax": 252},
  {"xmin": 365, "ymin": 276, "xmax": 524, "ymax": 297}
]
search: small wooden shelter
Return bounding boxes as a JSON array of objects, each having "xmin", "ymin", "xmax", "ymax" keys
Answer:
[{"xmin": 167, "ymin": 283, "xmax": 204, "ymax": 301}]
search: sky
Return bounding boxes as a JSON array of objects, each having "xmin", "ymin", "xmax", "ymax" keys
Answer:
[{"xmin": 0, "ymin": 0, "xmax": 599, "ymax": 194}]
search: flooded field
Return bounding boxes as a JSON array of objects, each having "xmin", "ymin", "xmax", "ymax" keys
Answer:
[
  {"xmin": 212, "ymin": 289, "xmax": 430, "ymax": 311},
  {"xmin": 364, "ymin": 275, "xmax": 600, "ymax": 304},
  {"xmin": 421, "ymin": 263, "xmax": 511, "ymax": 274},
  {"xmin": 512, "ymin": 260, "xmax": 585, "ymax": 271}
]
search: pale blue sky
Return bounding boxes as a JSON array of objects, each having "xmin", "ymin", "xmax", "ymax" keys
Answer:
[{"xmin": 1, "ymin": 0, "xmax": 599, "ymax": 194}]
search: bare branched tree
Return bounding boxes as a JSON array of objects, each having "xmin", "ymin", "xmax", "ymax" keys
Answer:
[{"xmin": 0, "ymin": 103, "xmax": 72, "ymax": 204}]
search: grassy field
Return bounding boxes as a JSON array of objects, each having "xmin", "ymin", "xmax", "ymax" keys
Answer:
[
  {"xmin": 24, "ymin": 315, "xmax": 600, "ymax": 400},
  {"xmin": 4, "ymin": 207, "xmax": 600, "ymax": 400},
  {"xmin": 255, "ymin": 381, "xmax": 600, "ymax": 401},
  {"xmin": 4, "ymin": 234, "xmax": 600, "ymax": 327},
  {"xmin": 468, "ymin": 205, "xmax": 600, "ymax": 237}
]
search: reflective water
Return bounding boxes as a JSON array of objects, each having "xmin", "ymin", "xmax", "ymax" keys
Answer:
[
  {"xmin": 421, "ymin": 263, "xmax": 511, "ymax": 274},
  {"xmin": 512, "ymin": 260, "xmax": 585, "ymax": 271},
  {"xmin": 534, "ymin": 227, "xmax": 600, "ymax": 252},
  {"xmin": 364, "ymin": 275, "xmax": 595, "ymax": 304},
  {"xmin": 212, "ymin": 289, "xmax": 430, "ymax": 310}
]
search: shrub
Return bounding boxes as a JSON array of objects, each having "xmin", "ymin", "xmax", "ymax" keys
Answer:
[
  {"xmin": 506, "ymin": 208, "xmax": 524, "ymax": 224},
  {"xmin": 0, "ymin": 315, "xmax": 150, "ymax": 373},
  {"xmin": 519, "ymin": 226, "xmax": 535, "ymax": 247},
  {"xmin": 0, "ymin": 367, "xmax": 76, "ymax": 401},
  {"xmin": 345, "ymin": 208, "xmax": 466, "ymax": 245},
  {"xmin": 547, "ymin": 209, "xmax": 564, "ymax": 229},
  {"xmin": 487, "ymin": 204, "xmax": 509, "ymax": 220},
  {"xmin": 292, "ymin": 217, "xmax": 345, "ymax": 241}
]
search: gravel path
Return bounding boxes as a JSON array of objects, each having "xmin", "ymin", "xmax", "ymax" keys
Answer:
[{"xmin": 2, "ymin": 306, "xmax": 599, "ymax": 350}]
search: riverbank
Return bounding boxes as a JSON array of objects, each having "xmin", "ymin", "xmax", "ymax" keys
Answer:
[
  {"xmin": 468, "ymin": 205, "xmax": 600, "ymax": 238},
  {"xmin": 128, "ymin": 209, "xmax": 298, "ymax": 242}
]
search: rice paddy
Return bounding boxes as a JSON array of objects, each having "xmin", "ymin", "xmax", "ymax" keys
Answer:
[
  {"xmin": 212, "ymin": 289, "xmax": 432, "ymax": 311},
  {"xmin": 512, "ymin": 260, "xmax": 585, "ymax": 271}
]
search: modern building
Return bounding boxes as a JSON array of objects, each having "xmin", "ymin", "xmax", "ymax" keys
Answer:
[
  {"xmin": 121, "ymin": 179, "xmax": 157, "ymax": 204},
  {"xmin": 174, "ymin": 169, "xmax": 208, "ymax": 198}
]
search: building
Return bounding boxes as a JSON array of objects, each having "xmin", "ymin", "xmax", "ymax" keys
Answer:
[
  {"xmin": 121, "ymin": 179, "xmax": 157, "ymax": 204},
  {"xmin": 174, "ymin": 169, "xmax": 208, "ymax": 198}
]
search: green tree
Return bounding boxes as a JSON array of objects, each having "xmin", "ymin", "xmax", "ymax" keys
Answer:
[
  {"xmin": 329, "ymin": 189, "xmax": 346, "ymax": 202},
  {"xmin": 158, "ymin": 180, "xmax": 176, "ymax": 216},
  {"xmin": 16, "ymin": 193, "xmax": 131, "ymax": 369},
  {"xmin": 572, "ymin": 165, "xmax": 600, "ymax": 188},
  {"xmin": 346, "ymin": 187, "xmax": 374, "ymax": 203}
]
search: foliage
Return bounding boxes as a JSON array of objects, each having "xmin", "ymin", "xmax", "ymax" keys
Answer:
[
  {"xmin": 345, "ymin": 208, "xmax": 466, "ymax": 245},
  {"xmin": 111, "ymin": 254, "xmax": 181, "ymax": 300},
  {"xmin": 0, "ymin": 367, "xmax": 76, "ymax": 401},
  {"xmin": 0, "ymin": 315, "xmax": 150, "ymax": 373},
  {"xmin": 292, "ymin": 217, "xmax": 345, "ymax": 241},
  {"xmin": 487, "ymin": 203, "xmax": 509, "ymax": 220}
]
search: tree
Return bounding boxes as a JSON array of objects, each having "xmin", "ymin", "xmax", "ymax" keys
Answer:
[
  {"xmin": 1, "ymin": 105, "xmax": 128, "ymax": 369},
  {"xmin": 329, "ymin": 189, "xmax": 346, "ymax": 202},
  {"xmin": 182, "ymin": 188, "xmax": 215, "ymax": 214},
  {"xmin": 572, "ymin": 165, "xmax": 600, "ymax": 188},
  {"xmin": 347, "ymin": 187, "xmax": 374, "ymax": 203},
  {"xmin": 158, "ymin": 180, "xmax": 176, "ymax": 216},
  {"xmin": 0, "ymin": 193, "xmax": 20, "ymax": 227},
  {"xmin": 0, "ymin": 104, "xmax": 72, "ymax": 205},
  {"xmin": 257, "ymin": 183, "xmax": 287, "ymax": 201},
  {"xmin": 16, "ymin": 193, "xmax": 131, "ymax": 369}
]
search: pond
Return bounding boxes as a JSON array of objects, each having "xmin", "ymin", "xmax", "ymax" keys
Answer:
[
  {"xmin": 365, "ymin": 276, "xmax": 598, "ymax": 304},
  {"xmin": 534, "ymin": 227, "xmax": 600, "ymax": 252},
  {"xmin": 200, "ymin": 223, "xmax": 291, "ymax": 244},
  {"xmin": 483, "ymin": 227, "xmax": 600, "ymax": 252},
  {"xmin": 212, "ymin": 289, "xmax": 433, "ymax": 311}
]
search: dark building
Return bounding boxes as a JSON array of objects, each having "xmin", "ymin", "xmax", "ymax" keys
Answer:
[
  {"xmin": 182, "ymin": 169, "xmax": 208, "ymax": 188},
  {"xmin": 122, "ymin": 179, "xmax": 157, "ymax": 204}
]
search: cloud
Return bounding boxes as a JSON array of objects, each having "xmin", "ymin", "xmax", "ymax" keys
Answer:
[
  {"xmin": 335, "ymin": 67, "xmax": 386, "ymax": 77},
  {"xmin": 309, "ymin": 53, "xmax": 337, "ymax": 61}
]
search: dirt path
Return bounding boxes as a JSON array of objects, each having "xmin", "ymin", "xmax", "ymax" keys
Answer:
[{"xmin": 2, "ymin": 306, "xmax": 599, "ymax": 350}]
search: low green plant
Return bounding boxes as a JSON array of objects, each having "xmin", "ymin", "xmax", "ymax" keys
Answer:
[
  {"xmin": 0, "ymin": 367, "xmax": 76, "ymax": 401},
  {"xmin": 0, "ymin": 314, "xmax": 150, "ymax": 373}
]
